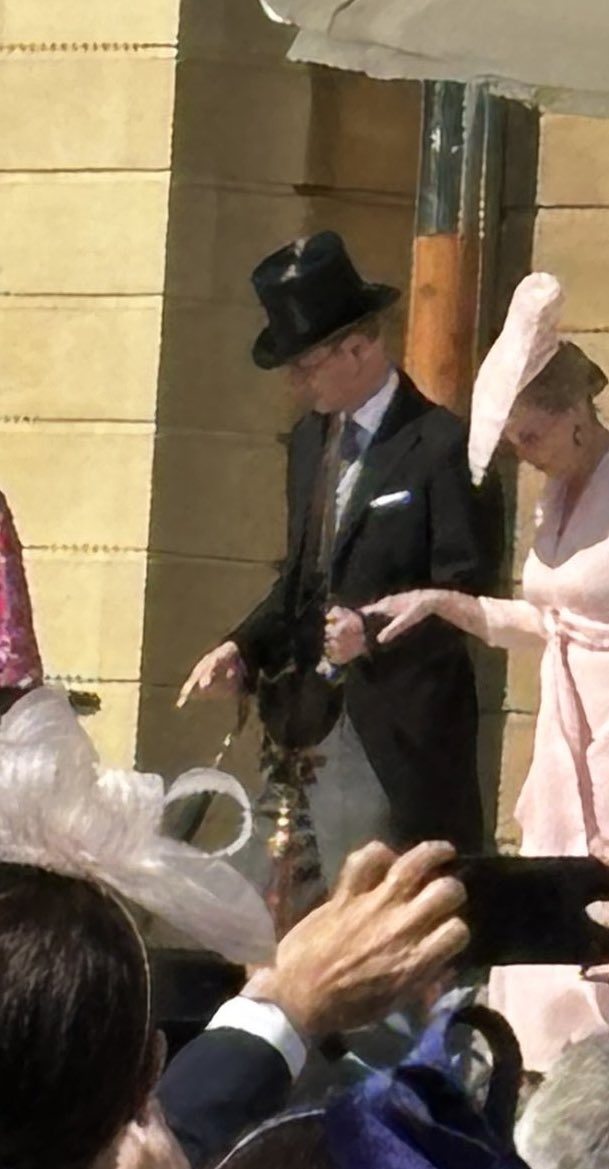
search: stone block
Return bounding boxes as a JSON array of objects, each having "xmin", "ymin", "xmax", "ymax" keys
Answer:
[
  {"xmin": 157, "ymin": 300, "xmax": 293, "ymax": 435},
  {"xmin": 0, "ymin": 56, "xmax": 175, "ymax": 170},
  {"xmin": 2, "ymin": 0, "xmax": 180, "ymax": 43},
  {"xmin": 164, "ymin": 185, "xmax": 412, "ymax": 304},
  {"xmin": 171, "ymin": 57, "xmax": 419, "ymax": 195},
  {"xmin": 0, "ymin": 423, "xmax": 153, "ymax": 548},
  {"xmin": 534, "ymin": 209, "xmax": 609, "ymax": 330},
  {"xmin": 0, "ymin": 298, "xmax": 162, "ymax": 421},
  {"xmin": 496, "ymin": 712, "xmax": 535, "ymax": 846},
  {"xmin": 305, "ymin": 72, "xmax": 420, "ymax": 196},
  {"xmin": 136, "ymin": 683, "xmax": 265, "ymax": 794},
  {"xmin": 72, "ymin": 681, "xmax": 141, "ymax": 769},
  {"xmin": 0, "ymin": 175, "xmax": 170, "ymax": 295},
  {"xmin": 505, "ymin": 643, "xmax": 543, "ymax": 714},
  {"xmin": 171, "ymin": 0, "xmax": 295, "ymax": 64},
  {"xmin": 164, "ymin": 185, "xmax": 306, "ymax": 303},
  {"xmin": 26, "ymin": 551, "xmax": 147, "ymax": 680},
  {"xmin": 140, "ymin": 557, "xmax": 278, "ymax": 686},
  {"xmin": 172, "ymin": 60, "xmax": 313, "ymax": 186},
  {"xmin": 148, "ymin": 431, "xmax": 286, "ymax": 561},
  {"xmin": 539, "ymin": 114, "xmax": 609, "ymax": 207},
  {"xmin": 304, "ymin": 196, "xmax": 414, "ymax": 295}
]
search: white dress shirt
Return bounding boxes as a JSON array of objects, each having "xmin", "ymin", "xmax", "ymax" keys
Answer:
[
  {"xmin": 335, "ymin": 367, "xmax": 399, "ymax": 527},
  {"xmin": 206, "ymin": 995, "xmax": 308, "ymax": 1080}
]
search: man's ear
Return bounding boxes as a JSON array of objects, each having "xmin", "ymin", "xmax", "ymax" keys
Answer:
[{"xmin": 345, "ymin": 332, "xmax": 370, "ymax": 364}]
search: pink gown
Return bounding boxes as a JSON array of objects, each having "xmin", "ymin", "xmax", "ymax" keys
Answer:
[{"xmin": 482, "ymin": 450, "xmax": 609, "ymax": 1070}]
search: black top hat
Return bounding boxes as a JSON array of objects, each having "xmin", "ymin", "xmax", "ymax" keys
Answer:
[{"xmin": 251, "ymin": 231, "xmax": 401, "ymax": 370}]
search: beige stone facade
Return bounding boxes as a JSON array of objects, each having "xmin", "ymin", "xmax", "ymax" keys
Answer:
[
  {"xmin": 0, "ymin": 2, "xmax": 180, "ymax": 764},
  {"xmin": 2, "ymin": 0, "xmax": 420, "ymax": 785},
  {"xmin": 135, "ymin": 0, "xmax": 421, "ymax": 787}
]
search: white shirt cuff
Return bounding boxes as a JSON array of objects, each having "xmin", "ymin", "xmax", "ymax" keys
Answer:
[{"xmin": 206, "ymin": 995, "xmax": 308, "ymax": 1081}]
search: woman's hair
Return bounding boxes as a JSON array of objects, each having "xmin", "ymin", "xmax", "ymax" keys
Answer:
[
  {"xmin": 517, "ymin": 340, "xmax": 607, "ymax": 414},
  {"xmin": 212, "ymin": 1114, "xmax": 335, "ymax": 1169},
  {"xmin": 0, "ymin": 863, "xmax": 156, "ymax": 1169}
]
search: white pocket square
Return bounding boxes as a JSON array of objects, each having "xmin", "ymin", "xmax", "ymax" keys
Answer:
[{"xmin": 369, "ymin": 490, "xmax": 412, "ymax": 510}]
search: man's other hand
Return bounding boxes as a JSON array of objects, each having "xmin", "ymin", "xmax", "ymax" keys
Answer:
[
  {"xmin": 324, "ymin": 605, "xmax": 366, "ymax": 665},
  {"xmin": 177, "ymin": 641, "xmax": 244, "ymax": 708}
]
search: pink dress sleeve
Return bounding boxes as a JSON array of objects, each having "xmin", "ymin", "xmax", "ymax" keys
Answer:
[
  {"xmin": 0, "ymin": 493, "xmax": 43, "ymax": 688},
  {"xmin": 478, "ymin": 595, "xmax": 546, "ymax": 650}
]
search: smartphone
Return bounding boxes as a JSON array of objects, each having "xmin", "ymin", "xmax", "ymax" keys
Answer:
[{"xmin": 449, "ymin": 855, "xmax": 609, "ymax": 967}]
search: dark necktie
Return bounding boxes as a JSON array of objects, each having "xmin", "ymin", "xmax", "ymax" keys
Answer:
[{"xmin": 339, "ymin": 416, "xmax": 364, "ymax": 477}]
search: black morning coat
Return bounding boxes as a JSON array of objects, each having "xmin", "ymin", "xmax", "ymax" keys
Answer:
[{"xmin": 233, "ymin": 370, "xmax": 487, "ymax": 852}]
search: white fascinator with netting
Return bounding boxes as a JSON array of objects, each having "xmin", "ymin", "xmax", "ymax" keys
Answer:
[
  {"xmin": 0, "ymin": 685, "xmax": 275, "ymax": 965},
  {"xmin": 468, "ymin": 272, "xmax": 564, "ymax": 485}
]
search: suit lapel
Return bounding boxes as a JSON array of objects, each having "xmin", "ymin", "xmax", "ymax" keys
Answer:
[
  {"xmin": 332, "ymin": 373, "xmax": 430, "ymax": 563},
  {"xmin": 291, "ymin": 413, "xmax": 326, "ymax": 560}
]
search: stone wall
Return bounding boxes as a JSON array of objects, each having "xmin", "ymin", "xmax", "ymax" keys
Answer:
[
  {"xmin": 135, "ymin": 0, "xmax": 422, "ymax": 787},
  {"xmin": 0, "ymin": 1, "xmax": 179, "ymax": 764}
]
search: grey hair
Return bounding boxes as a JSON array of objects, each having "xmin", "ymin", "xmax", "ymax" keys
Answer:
[{"xmin": 515, "ymin": 1032, "xmax": 609, "ymax": 1169}]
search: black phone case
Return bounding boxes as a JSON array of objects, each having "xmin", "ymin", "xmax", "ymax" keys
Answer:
[{"xmin": 450, "ymin": 855, "xmax": 609, "ymax": 967}]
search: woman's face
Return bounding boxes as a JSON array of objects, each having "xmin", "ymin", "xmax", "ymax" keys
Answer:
[{"xmin": 503, "ymin": 401, "xmax": 582, "ymax": 477}]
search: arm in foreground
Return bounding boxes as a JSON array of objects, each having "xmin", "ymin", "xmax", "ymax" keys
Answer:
[
  {"xmin": 158, "ymin": 841, "xmax": 468, "ymax": 1165},
  {"xmin": 364, "ymin": 589, "xmax": 545, "ymax": 651}
]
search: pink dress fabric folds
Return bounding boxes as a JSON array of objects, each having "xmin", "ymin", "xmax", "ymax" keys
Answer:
[
  {"xmin": 482, "ymin": 451, "xmax": 609, "ymax": 1070},
  {"xmin": 0, "ymin": 492, "xmax": 42, "ymax": 689}
]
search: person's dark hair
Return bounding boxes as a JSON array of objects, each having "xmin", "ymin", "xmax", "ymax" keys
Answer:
[
  {"xmin": 212, "ymin": 1114, "xmax": 335, "ymax": 1169},
  {"xmin": 517, "ymin": 340, "xmax": 607, "ymax": 414},
  {"xmin": 0, "ymin": 863, "xmax": 156, "ymax": 1169}
]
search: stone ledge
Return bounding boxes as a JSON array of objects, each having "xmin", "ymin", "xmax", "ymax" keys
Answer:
[{"xmin": 2, "ymin": 0, "xmax": 180, "ymax": 45}]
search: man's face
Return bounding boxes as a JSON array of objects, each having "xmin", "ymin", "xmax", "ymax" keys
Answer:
[{"xmin": 286, "ymin": 337, "xmax": 358, "ymax": 413}]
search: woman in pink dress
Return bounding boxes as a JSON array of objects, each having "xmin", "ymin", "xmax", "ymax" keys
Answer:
[{"xmin": 363, "ymin": 273, "xmax": 609, "ymax": 1071}]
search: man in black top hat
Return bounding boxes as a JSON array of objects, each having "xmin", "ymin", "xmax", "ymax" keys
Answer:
[{"xmin": 179, "ymin": 231, "xmax": 485, "ymax": 880}]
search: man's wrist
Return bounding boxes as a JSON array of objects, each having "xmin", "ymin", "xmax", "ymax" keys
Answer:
[
  {"xmin": 242, "ymin": 969, "xmax": 312, "ymax": 1042},
  {"xmin": 207, "ymin": 972, "xmax": 310, "ymax": 1080}
]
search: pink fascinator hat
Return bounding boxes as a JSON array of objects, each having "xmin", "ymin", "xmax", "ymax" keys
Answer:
[{"xmin": 468, "ymin": 273, "xmax": 564, "ymax": 485}]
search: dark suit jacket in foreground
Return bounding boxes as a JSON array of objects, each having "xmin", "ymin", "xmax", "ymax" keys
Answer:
[
  {"xmin": 233, "ymin": 372, "xmax": 486, "ymax": 851},
  {"xmin": 158, "ymin": 1028, "xmax": 291, "ymax": 1167}
]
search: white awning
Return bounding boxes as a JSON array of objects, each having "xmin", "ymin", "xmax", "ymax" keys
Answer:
[{"xmin": 259, "ymin": 0, "xmax": 609, "ymax": 115}]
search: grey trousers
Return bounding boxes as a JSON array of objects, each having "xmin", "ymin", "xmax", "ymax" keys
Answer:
[
  {"xmin": 309, "ymin": 713, "xmax": 394, "ymax": 889},
  {"xmin": 232, "ymin": 715, "xmax": 393, "ymax": 896}
]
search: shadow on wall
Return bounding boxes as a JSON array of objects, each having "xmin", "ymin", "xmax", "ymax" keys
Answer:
[
  {"xmin": 474, "ymin": 99, "xmax": 541, "ymax": 846},
  {"xmin": 135, "ymin": 0, "xmax": 419, "ymax": 787}
]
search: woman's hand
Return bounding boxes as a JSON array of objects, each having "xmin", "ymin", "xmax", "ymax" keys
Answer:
[{"xmin": 362, "ymin": 590, "xmax": 437, "ymax": 645}]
